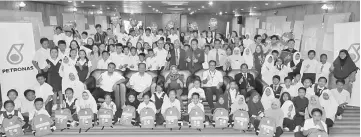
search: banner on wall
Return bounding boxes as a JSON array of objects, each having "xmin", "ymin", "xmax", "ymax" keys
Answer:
[
  {"xmin": 334, "ymin": 22, "xmax": 360, "ymax": 107},
  {"xmin": 0, "ymin": 22, "xmax": 38, "ymax": 101}
]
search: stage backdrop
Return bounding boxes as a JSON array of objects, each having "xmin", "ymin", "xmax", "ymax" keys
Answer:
[
  {"xmin": 334, "ymin": 22, "xmax": 360, "ymax": 107},
  {"xmin": 0, "ymin": 22, "xmax": 38, "ymax": 101}
]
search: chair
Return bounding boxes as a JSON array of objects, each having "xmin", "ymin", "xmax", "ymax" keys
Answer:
[{"xmin": 160, "ymin": 70, "xmax": 192, "ymax": 101}]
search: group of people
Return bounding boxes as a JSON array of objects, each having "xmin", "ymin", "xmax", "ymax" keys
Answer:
[{"xmin": 0, "ymin": 23, "xmax": 358, "ymax": 137}]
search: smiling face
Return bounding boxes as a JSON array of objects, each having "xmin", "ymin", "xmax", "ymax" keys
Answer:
[
  {"xmin": 282, "ymin": 93, "xmax": 289, "ymax": 101},
  {"xmin": 322, "ymin": 93, "xmax": 329, "ymax": 100},
  {"xmin": 265, "ymin": 88, "xmax": 272, "ymax": 96},
  {"xmin": 82, "ymin": 92, "xmax": 89, "ymax": 100},
  {"xmin": 271, "ymin": 101, "xmax": 279, "ymax": 109},
  {"xmin": 339, "ymin": 51, "xmax": 347, "ymax": 59}
]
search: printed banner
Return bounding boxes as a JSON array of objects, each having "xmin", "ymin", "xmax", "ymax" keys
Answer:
[
  {"xmin": 334, "ymin": 22, "xmax": 360, "ymax": 107},
  {"xmin": 0, "ymin": 22, "xmax": 38, "ymax": 101}
]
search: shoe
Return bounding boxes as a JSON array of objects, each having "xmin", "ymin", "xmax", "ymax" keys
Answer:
[
  {"xmin": 70, "ymin": 121, "xmax": 77, "ymax": 127},
  {"xmin": 337, "ymin": 115, "xmax": 342, "ymax": 120},
  {"xmin": 52, "ymin": 105, "xmax": 58, "ymax": 111},
  {"xmin": 293, "ymin": 126, "xmax": 299, "ymax": 132},
  {"xmin": 284, "ymin": 127, "xmax": 289, "ymax": 132}
]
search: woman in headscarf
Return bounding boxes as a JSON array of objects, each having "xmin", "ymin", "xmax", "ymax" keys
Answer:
[
  {"xmin": 262, "ymin": 55, "xmax": 275, "ymax": 86},
  {"xmin": 287, "ymin": 52, "xmax": 303, "ymax": 78},
  {"xmin": 242, "ymin": 47, "xmax": 254, "ymax": 69},
  {"xmin": 264, "ymin": 99, "xmax": 284, "ymax": 137},
  {"xmin": 62, "ymin": 71, "xmax": 85, "ymax": 99},
  {"xmin": 247, "ymin": 92, "xmax": 264, "ymax": 131},
  {"xmin": 228, "ymin": 47, "xmax": 245, "ymax": 70},
  {"xmin": 281, "ymin": 100, "xmax": 296, "ymax": 131},
  {"xmin": 304, "ymin": 95, "xmax": 326, "ymax": 122},
  {"xmin": 253, "ymin": 45, "xmax": 265, "ymax": 79},
  {"xmin": 230, "ymin": 95, "xmax": 248, "ymax": 114},
  {"xmin": 60, "ymin": 56, "xmax": 77, "ymax": 89},
  {"xmin": 274, "ymin": 58, "xmax": 291, "ymax": 83},
  {"xmin": 74, "ymin": 90, "xmax": 97, "ymax": 121},
  {"xmin": 330, "ymin": 49, "xmax": 359, "ymax": 91},
  {"xmin": 261, "ymin": 87, "xmax": 275, "ymax": 110},
  {"xmin": 319, "ymin": 90, "xmax": 338, "ymax": 130}
]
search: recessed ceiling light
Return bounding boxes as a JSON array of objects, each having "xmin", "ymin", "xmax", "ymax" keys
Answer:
[
  {"xmin": 188, "ymin": 8, "xmax": 191, "ymax": 11},
  {"xmin": 92, "ymin": 5, "xmax": 95, "ymax": 7},
  {"xmin": 254, "ymin": 7, "xmax": 257, "ymax": 8},
  {"xmin": 68, "ymin": 1, "xmax": 72, "ymax": 3},
  {"xmin": 81, "ymin": 1, "xmax": 84, "ymax": 3},
  {"xmin": 148, "ymin": 5, "xmax": 151, "ymax": 7},
  {"xmin": 265, "ymin": 3, "xmax": 269, "ymax": 5},
  {"xmin": 156, "ymin": 9, "xmax": 158, "ymax": 12},
  {"xmin": 198, "ymin": 9, "xmax": 200, "ymax": 10},
  {"xmin": 202, "ymin": 6, "xmax": 205, "ymax": 8},
  {"xmin": 241, "ymin": 9, "xmax": 244, "ymax": 10},
  {"xmin": 219, "ymin": 11, "xmax": 222, "ymax": 15},
  {"xmin": 107, "ymin": 7, "xmax": 110, "ymax": 9},
  {"xmin": 277, "ymin": 3, "xmax": 281, "ymax": 5},
  {"xmin": 115, "ymin": 8, "xmax": 117, "ymax": 9},
  {"xmin": 208, "ymin": 1, "xmax": 213, "ymax": 6},
  {"xmin": 225, "ymin": 12, "xmax": 227, "ymax": 13},
  {"xmin": 152, "ymin": 8, "xmax": 155, "ymax": 10}
]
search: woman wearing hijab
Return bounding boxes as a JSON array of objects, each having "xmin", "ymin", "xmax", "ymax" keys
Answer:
[
  {"xmin": 330, "ymin": 49, "xmax": 359, "ymax": 91},
  {"xmin": 62, "ymin": 72, "xmax": 85, "ymax": 99},
  {"xmin": 228, "ymin": 47, "xmax": 245, "ymax": 70},
  {"xmin": 319, "ymin": 91, "xmax": 338, "ymax": 130},
  {"xmin": 230, "ymin": 95, "xmax": 249, "ymax": 114},
  {"xmin": 261, "ymin": 87, "xmax": 275, "ymax": 110},
  {"xmin": 281, "ymin": 100, "xmax": 296, "ymax": 131},
  {"xmin": 242, "ymin": 47, "xmax": 254, "ymax": 69},
  {"xmin": 247, "ymin": 92, "xmax": 265, "ymax": 131},
  {"xmin": 304, "ymin": 95, "xmax": 326, "ymax": 122},
  {"xmin": 287, "ymin": 52, "xmax": 303, "ymax": 78},
  {"xmin": 262, "ymin": 55, "xmax": 275, "ymax": 86},
  {"xmin": 60, "ymin": 56, "xmax": 78, "ymax": 90},
  {"xmin": 74, "ymin": 90, "xmax": 97, "ymax": 121},
  {"xmin": 265, "ymin": 99, "xmax": 284, "ymax": 137},
  {"xmin": 253, "ymin": 45, "xmax": 266, "ymax": 79}
]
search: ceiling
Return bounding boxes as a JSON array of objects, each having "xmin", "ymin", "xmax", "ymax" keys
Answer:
[{"xmin": 40, "ymin": 1, "xmax": 322, "ymax": 14}]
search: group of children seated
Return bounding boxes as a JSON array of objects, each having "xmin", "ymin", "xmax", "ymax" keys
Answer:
[{"xmin": 0, "ymin": 64, "xmax": 350, "ymax": 137}]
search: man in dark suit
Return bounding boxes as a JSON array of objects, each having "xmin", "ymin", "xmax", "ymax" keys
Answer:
[
  {"xmin": 187, "ymin": 39, "xmax": 204, "ymax": 74},
  {"xmin": 234, "ymin": 63, "xmax": 256, "ymax": 98},
  {"xmin": 168, "ymin": 41, "xmax": 187, "ymax": 70}
]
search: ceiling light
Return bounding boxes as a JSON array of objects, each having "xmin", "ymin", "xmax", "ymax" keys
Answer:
[
  {"xmin": 81, "ymin": 1, "xmax": 84, "ymax": 3},
  {"xmin": 208, "ymin": 1, "xmax": 213, "ymax": 6},
  {"xmin": 19, "ymin": 2, "xmax": 26, "ymax": 8},
  {"xmin": 241, "ymin": 9, "xmax": 244, "ymax": 10},
  {"xmin": 92, "ymin": 5, "xmax": 95, "ymax": 7},
  {"xmin": 225, "ymin": 12, "xmax": 227, "ymax": 13},
  {"xmin": 156, "ymin": 9, "xmax": 158, "ymax": 12},
  {"xmin": 254, "ymin": 7, "xmax": 257, "ymax": 8},
  {"xmin": 265, "ymin": 3, "xmax": 269, "ymax": 5},
  {"xmin": 130, "ymin": 11, "xmax": 134, "ymax": 14},
  {"xmin": 72, "ymin": 7, "xmax": 77, "ymax": 12},
  {"xmin": 98, "ymin": 10, "xmax": 103, "ymax": 14},
  {"xmin": 115, "ymin": 8, "xmax": 117, "ymax": 10},
  {"xmin": 277, "ymin": 3, "xmax": 281, "ymax": 5},
  {"xmin": 321, "ymin": 4, "xmax": 328, "ymax": 10},
  {"xmin": 188, "ymin": 8, "xmax": 191, "ymax": 11},
  {"xmin": 219, "ymin": 11, "xmax": 222, "ymax": 15},
  {"xmin": 90, "ymin": 11, "xmax": 93, "ymax": 14},
  {"xmin": 202, "ymin": 6, "xmax": 205, "ymax": 8},
  {"xmin": 68, "ymin": 1, "xmax": 72, "ymax": 3},
  {"xmin": 148, "ymin": 5, "xmax": 151, "ymax": 7},
  {"xmin": 107, "ymin": 7, "xmax": 110, "ymax": 9},
  {"xmin": 152, "ymin": 8, "xmax": 155, "ymax": 10},
  {"xmin": 198, "ymin": 9, "xmax": 200, "ymax": 10}
]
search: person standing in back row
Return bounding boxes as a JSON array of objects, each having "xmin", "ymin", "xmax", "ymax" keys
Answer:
[
  {"xmin": 94, "ymin": 24, "xmax": 107, "ymax": 45},
  {"xmin": 187, "ymin": 39, "xmax": 204, "ymax": 73}
]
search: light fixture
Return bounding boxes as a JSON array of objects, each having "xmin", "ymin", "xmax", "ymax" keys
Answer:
[
  {"xmin": 152, "ymin": 8, "xmax": 155, "ymax": 10},
  {"xmin": 254, "ymin": 7, "xmax": 257, "ymax": 8},
  {"xmin": 225, "ymin": 12, "xmax": 227, "ymax": 13},
  {"xmin": 321, "ymin": 4, "xmax": 328, "ymax": 10},
  {"xmin": 156, "ymin": 9, "xmax": 158, "ymax": 12},
  {"xmin": 277, "ymin": 3, "xmax": 281, "ymax": 5},
  {"xmin": 198, "ymin": 9, "xmax": 200, "ymax": 10},
  {"xmin": 92, "ymin": 5, "xmax": 95, "ymax": 7},
  {"xmin": 19, "ymin": 2, "xmax": 26, "ymax": 9},
  {"xmin": 208, "ymin": 1, "xmax": 213, "ymax": 6},
  {"xmin": 81, "ymin": 1, "xmax": 84, "ymax": 3},
  {"xmin": 190, "ymin": 12, "xmax": 193, "ymax": 15},
  {"xmin": 107, "ymin": 7, "xmax": 110, "ymax": 9},
  {"xmin": 115, "ymin": 8, "xmax": 117, "ymax": 10},
  {"xmin": 68, "ymin": 1, "xmax": 72, "ymax": 3},
  {"xmin": 219, "ymin": 11, "xmax": 222, "ymax": 15},
  {"xmin": 90, "ymin": 11, "xmax": 94, "ymax": 14},
  {"xmin": 202, "ymin": 6, "xmax": 205, "ymax": 8},
  {"xmin": 188, "ymin": 8, "xmax": 191, "ymax": 11},
  {"xmin": 130, "ymin": 11, "xmax": 134, "ymax": 14},
  {"xmin": 241, "ymin": 9, "xmax": 244, "ymax": 10},
  {"xmin": 265, "ymin": 3, "xmax": 269, "ymax": 5},
  {"xmin": 72, "ymin": 7, "xmax": 77, "ymax": 12},
  {"xmin": 98, "ymin": 10, "xmax": 103, "ymax": 14},
  {"xmin": 148, "ymin": 5, "xmax": 151, "ymax": 7}
]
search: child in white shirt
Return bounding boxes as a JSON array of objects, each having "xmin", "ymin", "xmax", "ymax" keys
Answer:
[
  {"xmin": 128, "ymin": 47, "xmax": 140, "ymax": 71},
  {"xmin": 0, "ymin": 100, "xmax": 24, "ymax": 126},
  {"xmin": 316, "ymin": 54, "xmax": 331, "ymax": 82},
  {"xmin": 281, "ymin": 77, "xmax": 297, "ymax": 97},
  {"xmin": 188, "ymin": 79, "xmax": 206, "ymax": 101},
  {"xmin": 1, "ymin": 89, "xmax": 22, "ymax": 111},
  {"xmin": 29, "ymin": 98, "xmax": 56, "ymax": 133},
  {"xmin": 330, "ymin": 79, "xmax": 350, "ymax": 119},
  {"xmin": 146, "ymin": 49, "xmax": 160, "ymax": 71},
  {"xmin": 101, "ymin": 94, "xmax": 118, "ymax": 121},
  {"xmin": 97, "ymin": 51, "xmax": 112, "ymax": 69},
  {"xmin": 303, "ymin": 78, "xmax": 315, "ymax": 99}
]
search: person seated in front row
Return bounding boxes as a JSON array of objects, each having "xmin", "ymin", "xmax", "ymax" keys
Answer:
[
  {"xmin": 330, "ymin": 79, "xmax": 350, "ymax": 120},
  {"xmin": 264, "ymin": 99, "xmax": 284, "ymax": 137},
  {"xmin": 29, "ymin": 98, "xmax": 56, "ymax": 133},
  {"xmin": 247, "ymin": 92, "xmax": 264, "ymax": 131},
  {"xmin": 294, "ymin": 108, "xmax": 327, "ymax": 137},
  {"xmin": 188, "ymin": 79, "xmax": 206, "ymax": 103},
  {"xmin": 62, "ymin": 88, "xmax": 78, "ymax": 118},
  {"xmin": 0, "ymin": 100, "xmax": 25, "ymax": 136},
  {"xmin": 101, "ymin": 94, "xmax": 119, "ymax": 122},
  {"xmin": 21, "ymin": 89, "xmax": 36, "ymax": 131},
  {"xmin": 161, "ymin": 90, "xmax": 182, "ymax": 126},
  {"xmin": 234, "ymin": 63, "xmax": 256, "ymax": 98},
  {"xmin": 137, "ymin": 94, "xmax": 156, "ymax": 125},
  {"xmin": 126, "ymin": 63, "xmax": 153, "ymax": 101},
  {"xmin": 93, "ymin": 62, "xmax": 125, "ymax": 108},
  {"xmin": 224, "ymin": 80, "xmax": 240, "ymax": 105},
  {"xmin": 74, "ymin": 90, "xmax": 98, "ymax": 122},
  {"xmin": 202, "ymin": 60, "xmax": 224, "ymax": 111},
  {"xmin": 165, "ymin": 65, "xmax": 184, "ymax": 99},
  {"xmin": 184, "ymin": 93, "xmax": 209, "ymax": 125},
  {"xmin": 150, "ymin": 82, "xmax": 169, "ymax": 125},
  {"xmin": 211, "ymin": 95, "xmax": 229, "ymax": 125}
]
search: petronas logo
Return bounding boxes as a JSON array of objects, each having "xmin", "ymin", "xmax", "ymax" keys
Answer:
[
  {"xmin": 7, "ymin": 44, "xmax": 24, "ymax": 65},
  {"xmin": 348, "ymin": 43, "xmax": 360, "ymax": 63}
]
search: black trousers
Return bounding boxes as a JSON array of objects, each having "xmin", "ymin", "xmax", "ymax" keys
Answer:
[
  {"xmin": 336, "ymin": 106, "xmax": 344, "ymax": 116},
  {"xmin": 283, "ymin": 118, "xmax": 295, "ymax": 131},
  {"xmin": 204, "ymin": 87, "xmax": 222, "ymax": 109},
  {"xmin": 92, "ymin": 88, "xmax": 115, "ymax": 102},
  {"xmin": 325, "ymin": 118, "xmax": 334, "ymax": 134},
  {"xmin": 275, "ymin": 127, "xmax": 284, "ymax": 137}
]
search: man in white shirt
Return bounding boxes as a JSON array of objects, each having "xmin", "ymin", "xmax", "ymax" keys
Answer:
[
  {"xmin": 128, "ymin": 47, "xmax": 140, "ymax": 71},
  {"xmin": 168, "ymin": 28, "xmax": 179, "ymax": 44},
  {"xmin": 115, "ymin": 26, "xmax": 129, "ymax": 46},
  {"xmin": 127, "ymin": 63, "xmax": 153, "ymax": 99},
  {"xmin": 94, "ymin": 62, "xmax": 125, "ymax": 108},
  {"xmin": 300, "ymin": 50, "xmax": 318, "ymax": 84},
  {"xmin": 156, "ymin": 29, "xmax": 166, "ymax": 41},
  {"xmin": 53, "ymin": 26, "xmax": 65, "ymax": 47},
  {"xmin": 247, "ymin": 34, "xmax": 263, "ymax": 53},
  {"xmin": 146, "ymin": 49, "xmax": 160, "ymax": 71},
  {"xmin": 330, "ymin": 79, "xmax": 350, "ymax": 119},
  {"xmin": 208, "ymin": 39, "xmax": 227, "ymax": 70},
  {"xmin": 128, "ymin": 29, "xmax": 139, "ymax": 47},
  {"xmin": 153, "ymin": 39, "xmax": 168, "ymax": 68},
  {"xmin": 97, "ymin": 51, "xmax": 112, "ymax": 69},
  {"xmin": 316, "ymin": 54, "xmax": 331, "ymax": 82},
  {"xmin": 57, "ymin": 40, "xmax": 67, "ymax": 59},
  {"xmin": 110, "ymin": 45, "xmax": 126, "ymax": 70},
  {"xmin": 32, "ymin": 38, "xmax": 50, "ymax": 74},
  {"xmin": 143, "ymin": 28, "xmax": 156, "ymax": 45},
  {"xmin": 202, "ymin": 60, "xmax": 223, "ymax": 109}
]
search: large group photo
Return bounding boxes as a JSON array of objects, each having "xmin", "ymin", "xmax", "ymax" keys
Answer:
[{"xmin": 0, "ymin": 0, "xmax": 359, "ymax": 137}]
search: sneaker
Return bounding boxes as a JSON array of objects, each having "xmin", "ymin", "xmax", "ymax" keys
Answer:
[
  {"xmin": 293, "ymin": 126, "xmax": 299, "ymax": 132},
  {"xmin": 70, "ymin": 121, "xmax": 77, "ymax": 127},
  {"xmin": 337, "ymin": 115, "xmax": 342, "ymax": 120},
  {"xmin": 284, "ymin": 127, "xmax": 289, "ymax": 132},
  {"xmin": 52, "ymin": 105, "xmax": 58, "ymax": 111}
]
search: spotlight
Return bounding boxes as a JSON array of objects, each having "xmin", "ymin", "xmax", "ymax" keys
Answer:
[{"xmin": 208, "ymin": 1, "xmax": 213, "ymax": 6}]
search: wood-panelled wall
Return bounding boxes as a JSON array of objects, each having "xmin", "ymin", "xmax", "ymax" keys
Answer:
[{"xmin": 259, "ymin": 1, "xmax": 360, "ymax": 23}]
